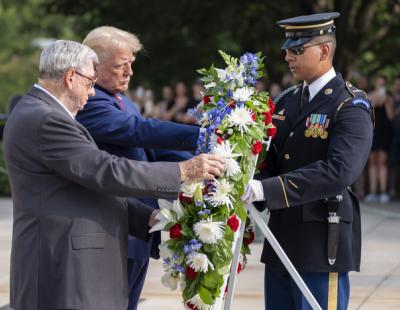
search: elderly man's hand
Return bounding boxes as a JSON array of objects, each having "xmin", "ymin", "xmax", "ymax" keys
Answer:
[
  {"xmin": 241, "ymin": 180, "xmax": 265, "ymax": 205},
  {"xmin": 179, "ymin": 154, "xmax": 225, "ymax": 182}
]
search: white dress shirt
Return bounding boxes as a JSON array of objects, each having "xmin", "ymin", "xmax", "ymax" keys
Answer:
[
  {"xmin": 304, "ymin": 67, "xmax": 336, "ymax": 102},
  {"xmin": 34, "ymin": 84, "xmax": 75, "ymax": 119}
]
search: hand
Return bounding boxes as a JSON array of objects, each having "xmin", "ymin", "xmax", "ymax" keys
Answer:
[
  {"xmin": 179, "ymin": 154, "xmax": 225, "ymax": 182},
  {"xmin": 148, "ymin": 209, "xmax": 160, "ymax": 227},
  {"xmin": 241, "ymin": 180, "xmax": 265, "ymax": 205}
]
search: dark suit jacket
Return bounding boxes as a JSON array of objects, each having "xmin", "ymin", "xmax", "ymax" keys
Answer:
[
  {"xmin": 256, "ymin": 75, "xmax": 373, "ymax": 272},
  {"xmin": 76, "ymin": 85, "xmax": 198, "ymax": 259},
  {"xmin": 3, "ymin": 86, "xmax": 182, "ymax": 310}
]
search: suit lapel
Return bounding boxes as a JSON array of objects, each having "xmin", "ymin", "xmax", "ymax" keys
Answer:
[
  {"xmin": 292, "ymin": 74, "xmax": 344, "ymax": 129},
  {"xmin": 29, "ymin": 87, "xmax": 96, "ymax": 144}
]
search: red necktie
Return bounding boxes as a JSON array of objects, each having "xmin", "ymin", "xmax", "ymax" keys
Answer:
[{"xmin": 114, "ymin": 94, "xmax": 126, "ymax": 111}]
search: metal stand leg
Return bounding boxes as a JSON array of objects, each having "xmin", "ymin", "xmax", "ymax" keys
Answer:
[{"xmin": 246, "ymin": 203, "xmax": 322, "ymax": 310}]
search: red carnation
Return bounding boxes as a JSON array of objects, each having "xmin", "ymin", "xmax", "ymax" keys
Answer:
[
  {"xmin": 203, "ymin": 95, "xmax": 211, "ymax": 104},
  {"xmin": 217, "ymin": 137, "xmax": 224, "ymax": 144},
  {"xmin": 252, "ymin": 141, "xmax": 263, "ymax": 155},
  {"xmin": 267, "ymin": 126, "xmax": 277, "ymax": 138},
  {"xmin": 214, "ymin": 128, "xmax": 223, "ymax": 137},
  {"xmin": 225, "ymin": 285, "xmax": 229, "ymax": 293},
  {"xmin": 179, "ymin": 192, "xmax": 193, "ymax": 204},
  {"xmin": 227, "ymin": 214, "xmax": 240, "ymax": 232},
  {"xmin": 262, "ymin": 111, "xmax": 272, "ymax": 125},
  {"xmin": 169, "ymin": 223, "xmax": 182, "ymax": 239},
  {"xmin": 268, "ymin": 98, "xmax": 275, "ymax": 113},
  {"xmin": 186, "ymin": 267, "xmax": 197, "ymax": 280},
  {"xmin": 244, "ymin": 228, "xmax": 255, "ymax": 245},
  {"xmin": 186, "ymin": 302, "xmax": 197, "ymax": 310},
  {"xmin": 251, "ymin": 113, "xmax": 257, "ymax": 121},
  {"xmin": 237, "ymin": 262, "xmax": 243, "ymax": 274},
  {"xmin": 229, "ymin": 99, "xmax": 236, "ymax": 108}
]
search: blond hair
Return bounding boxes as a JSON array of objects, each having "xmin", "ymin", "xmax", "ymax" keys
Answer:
[{"xmin": 82, "ymin": 26, "xmax": 143, "ymax": 60}]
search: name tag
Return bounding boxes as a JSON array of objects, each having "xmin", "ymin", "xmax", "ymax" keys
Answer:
[{"xmin": 272, "ymin": 114, "xmax": 285, "ymax": 121}]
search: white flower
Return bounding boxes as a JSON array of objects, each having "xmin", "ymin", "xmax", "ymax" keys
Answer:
[
  {"xmin": 149, "ymin": 199, "xmax": 184, "ymax": 233},
  {"xmin": 186, "ymin": 294, "xmax": 213, "ymax": 310},
  {"xmin": 186, "ymin": 252, "xmax": 214, "ymax": 273},
  {"xmin": 215, "ymin": 68, "xmax": 227, "ymax": 81},
  {"xmin": 206, "ymin": 179, "xmax": 234, "ymax": 209},
  {"xmin": 181, "ymin": 181, "xmax": 204, "ymax": 197},
  {"xmin": 171, "ymin": 199, "xmax": 184, "ymax": 218},
  {"xmin": 207, "ymin": 133, "xmax": 219, "ymax": 149},
  {"xmin": 161, "ymin": 272, "xmax": 179, "ymax": 291},
  {"xmin": 205, "ymin": 82, "xmax": 216, "ymax": 89},
  {"xmin": 227, "ymin": 106, "xmax": 255, "ymax": 135},
  {"xmin": 211, "ymin": 140, "xmax": 241, "ymax": 177},
  {"xmin": 232, "ymin": 87, "xmax": 254, "ymax": 102},
  {"xmin": 149, "ymin": 208, "xmax": 173, "ymax": 233},
  {"xmin": 193, "ymin": 219, "xmax": 225, "ymax": 244},
  {"xmin": 159, "ymin": 243, "xmax": 173, "ymax": 260}
]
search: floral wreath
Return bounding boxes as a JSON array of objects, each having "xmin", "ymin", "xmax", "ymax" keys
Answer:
[{"xmin": 151, "ymin": 51, "xmax": 276, "ymax": 309}]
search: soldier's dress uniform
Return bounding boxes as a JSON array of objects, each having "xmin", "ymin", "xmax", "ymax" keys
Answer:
[{"xmin": 255, "ymin": 13, "xmax": 374, "ymax": 309}]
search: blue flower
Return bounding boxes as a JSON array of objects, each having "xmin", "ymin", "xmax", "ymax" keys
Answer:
[{"xmin": 173, "ymin": 264, "xmax": 185, "ymax": 273}]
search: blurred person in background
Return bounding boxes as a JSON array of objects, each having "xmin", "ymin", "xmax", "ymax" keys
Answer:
[
  {"xmin": 255, "ymin": 79, "xmax": 267, "ymax": 92},
  {"xmin": 365, "ymin": 76, "xmax": 394, "ymax": 203},
  {"xmin": 155, "ymin": 85, "xmax": 174, "ymax": 119},
  {"xmin": 389, "ymin": 76, "xmax": 400, "ymax": 199},
  {"xmin": 164, "ymin": 81, "xmax": 194, "ymax": 124},
  {"xmin": 268, "ymin": 82, "xmax": 282, "ymax": 100}
]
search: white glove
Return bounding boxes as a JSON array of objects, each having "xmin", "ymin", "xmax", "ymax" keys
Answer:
[{"xmin": 241, "ymin": 180, "xmax": 265, "ymax": 205}]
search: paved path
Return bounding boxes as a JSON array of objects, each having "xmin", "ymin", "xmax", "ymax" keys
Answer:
[{"xmin": 0, "ymin": 198, "xmax": 399, "ymax": 309}]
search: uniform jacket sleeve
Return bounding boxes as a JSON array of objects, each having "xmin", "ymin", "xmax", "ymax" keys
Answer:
[
  {"xmin": 259, "ymin": 103, "xmax": 373, "ymax": 210},
  {"xmin": 77, "ymin": 95, "xmax": 199, "ymax": 151}
]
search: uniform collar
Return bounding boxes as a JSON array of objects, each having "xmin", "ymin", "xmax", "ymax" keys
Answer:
[{"xmin": 304, "ymin": 67, "xmax": 336, "ymax": 101}]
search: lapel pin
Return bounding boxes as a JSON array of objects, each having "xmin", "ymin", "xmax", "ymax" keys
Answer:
[{"xmin": 324, "ymin": 88, "xmax": 333, "ymax": 95}]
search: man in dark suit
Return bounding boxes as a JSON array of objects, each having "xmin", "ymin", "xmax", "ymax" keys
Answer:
[
  {"xmin": 76, "ymin": 26, "xmax": 202, "ymax": 310},
  {"xmin": 242, "ymin": 13, "xmax": 374, "ymax": 309},
  {"xmin": 2, "ymin": 40, "xmax": 224, "ymax": 310}
]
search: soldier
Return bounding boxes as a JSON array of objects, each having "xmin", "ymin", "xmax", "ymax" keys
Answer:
[{"xmin": 242, "ymin": 12, "xmax": 374, "ymax": 309}]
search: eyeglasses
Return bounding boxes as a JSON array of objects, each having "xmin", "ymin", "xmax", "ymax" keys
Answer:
[
  {"xmin": 75, "ymin": 71, "xmax": 97, "ymax": 88},
  {"xmin": 286, "ymin": 41, "xmax": 332, "ymax": 56}
]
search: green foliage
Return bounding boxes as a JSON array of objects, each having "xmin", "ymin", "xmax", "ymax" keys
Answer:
[
  {"xmin": 0, "ymin": 142, "xmax": 11, "ymax": 196},
  {"xmin": 43, "ymin": 0, "xmax": 400, "ymax": 90},
  {"xmin": 0, "ymin": 0, "xmax": 80, "ymax": 112}
]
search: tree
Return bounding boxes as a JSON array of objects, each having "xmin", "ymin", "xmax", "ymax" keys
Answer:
[
  {"xmin": 0, "ymin": 0, "xmax": 80, "ymax": 112},
  {"xmin": 45, "ymin": 0, "xmax": 400, "ymax": 91}
]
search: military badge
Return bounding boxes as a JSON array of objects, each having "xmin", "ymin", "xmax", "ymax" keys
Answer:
[
  {"xmin": 324, "ymin": 88, "xmax": 333, "ymax": 95},
  {"xmin": 305, "ymin": 114, "xmax": 330, "ymax": 139}
]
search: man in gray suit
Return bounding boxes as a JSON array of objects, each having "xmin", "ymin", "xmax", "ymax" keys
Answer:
[{"xmin": 2, "ymin": 40, "xmax": 224, "ymax": 310}]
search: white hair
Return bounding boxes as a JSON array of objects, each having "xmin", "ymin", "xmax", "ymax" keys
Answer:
[
  {"xmin": 39, "ymin": 40, "xmax": 99, "ymax": 79},
  {"xmin": 83, "ymin": 26, "xmax": 142, "ymax": 60}
]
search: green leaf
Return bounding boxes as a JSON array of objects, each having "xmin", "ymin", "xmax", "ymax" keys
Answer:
[
  {"xmin": 199, "ymin": 286, "xmax": 214, "ymax": 305},
  {"xmin": 235, "ymin": 201, "xmax": 248, "ymax": 222},
  {"xmin": 203, "ymin": 270, "xmax": 223, "ymax": 289}
]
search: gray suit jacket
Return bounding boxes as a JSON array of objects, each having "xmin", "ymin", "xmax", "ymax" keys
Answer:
[{"xmin": 3, "ymin": 87, "xmax": 181, "ymax": 310}]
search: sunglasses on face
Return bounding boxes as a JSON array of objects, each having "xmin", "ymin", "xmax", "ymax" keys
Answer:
[{"xmin": 286, "ymin": 41, "xmax": 332, "ymax": 56}]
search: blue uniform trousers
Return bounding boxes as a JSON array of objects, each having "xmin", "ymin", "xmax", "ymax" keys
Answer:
[
  {"xmin": 264, "ymin": 266, "xmax": 349, "ymax": 310},
  {"xmin": 127, "ymin": 258, "xmax": 150, "ymax": 310}
]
